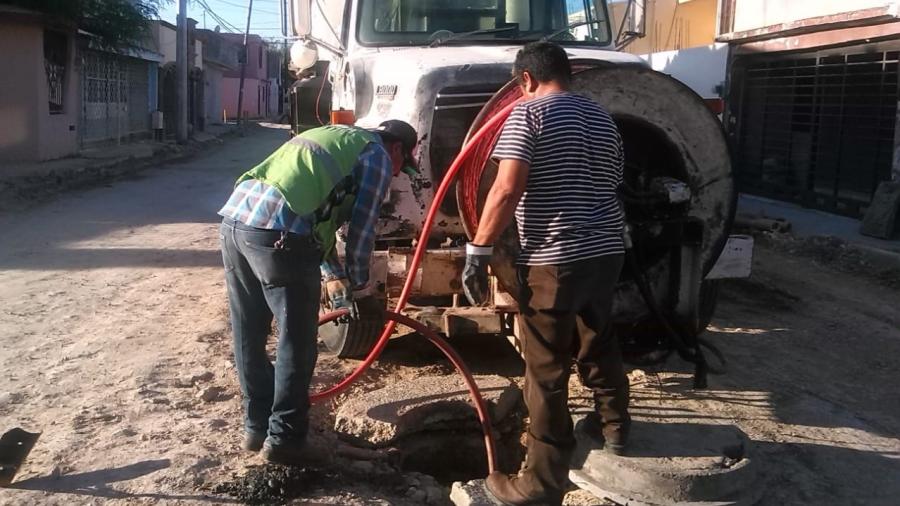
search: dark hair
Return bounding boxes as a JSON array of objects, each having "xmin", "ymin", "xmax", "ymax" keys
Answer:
[{"xmin": 513, "ymin": 41, "xmax": 572, "ymax": 85}]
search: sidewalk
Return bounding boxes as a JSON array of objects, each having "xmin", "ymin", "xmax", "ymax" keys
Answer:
[
  {"xmin": 738, "ymin": 194, "xmax": 900, "ymax": 253},
  {"xmin": 0, "ymin": 123, "xmax": 239, "ymax": 211},
  {"xmin": 738, "ymin": 193, "xmax": 900, "ymax": 276}
]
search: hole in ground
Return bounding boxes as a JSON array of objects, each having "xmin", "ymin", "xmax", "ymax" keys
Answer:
[{"xmin": 394, "ymin": 416, "xmax": 527, "ymax": 484}]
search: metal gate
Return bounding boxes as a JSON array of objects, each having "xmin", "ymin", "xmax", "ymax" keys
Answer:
[
  {"xmin": 733, "ymin": 46, "xmax": 898, "ymax": 217},
  {"xmin": 80, "ymin": 51, "xmax": 151, "ymax": 145}
]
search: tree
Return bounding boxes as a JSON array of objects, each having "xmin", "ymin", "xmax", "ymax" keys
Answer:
[{"xmin": 0, "ymin": 0, "xmax": 167, "ymax": 48}]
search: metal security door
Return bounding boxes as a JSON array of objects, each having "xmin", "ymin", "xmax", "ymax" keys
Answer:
[
  {"xmin": 734, "ymin": 47, "xmax": 898, "ymax": 217},
  {"xmin": 81, "ymin": 51, "xmax": 129, "ymax": 145}
]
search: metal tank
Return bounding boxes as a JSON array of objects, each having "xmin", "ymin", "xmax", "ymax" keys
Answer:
[{"xmin": 457, "ymin": 63, "xmax": 737, "ymax": 355}]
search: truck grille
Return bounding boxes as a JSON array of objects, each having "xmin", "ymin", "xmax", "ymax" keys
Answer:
[{"xmin": 430, "ymin": 84, "xmax": 505, "ymax": 216}]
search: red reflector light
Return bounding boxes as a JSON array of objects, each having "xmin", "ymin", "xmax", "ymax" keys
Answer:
[{"xmin": 705, "ymin": 98, "xmax": 725, "ymax": 115}]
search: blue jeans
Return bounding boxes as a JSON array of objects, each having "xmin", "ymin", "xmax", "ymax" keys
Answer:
[{"xmin": 219, "ymin": 218, "xmax": 322, "ymax": 448}]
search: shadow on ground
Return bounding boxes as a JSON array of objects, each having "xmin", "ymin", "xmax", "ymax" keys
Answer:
[{"xmin": 10, "ymin": 459, "xmax": 236, "ymax": 503}]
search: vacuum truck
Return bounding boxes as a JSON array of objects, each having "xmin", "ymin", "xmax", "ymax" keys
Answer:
[{"xmin": 287, "ymin": 0, "xmax": 752, "ymax": 379}]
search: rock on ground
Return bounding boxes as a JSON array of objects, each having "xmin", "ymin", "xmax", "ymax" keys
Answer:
[{"xmin": 450, "ymin": 480, "xmax": 494, "ymax": 506}]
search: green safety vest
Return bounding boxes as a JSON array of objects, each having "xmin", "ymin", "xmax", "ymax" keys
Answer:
[{"xmin": 236, "ymin": 125, "xmax": 378, "ymax": 256}]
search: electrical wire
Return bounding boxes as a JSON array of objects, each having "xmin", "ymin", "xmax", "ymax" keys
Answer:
[
  {"xmin": 196, "ymin": 0, "xmax": 243, "ymax": 33},
  {"xmin": 209, "ymin": 0, "xmax": 279, "ymax": 15}
]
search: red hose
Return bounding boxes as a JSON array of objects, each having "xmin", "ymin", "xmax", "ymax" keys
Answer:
[
  {"xmin": 318, "ymin": 309, "xmax": 498, "ymax": 473},
  {"xmin": 306, "ymin": 98, "xmax": 521, "ymax": 475},
  {"xmin": 309, "ymin": 98, "xmax": 521, "ymax": 404}
]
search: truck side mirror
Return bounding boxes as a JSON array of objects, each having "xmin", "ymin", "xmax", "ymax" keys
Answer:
[
  {"xmin": 615, "ymin": 0, "xmax": 646, "ymax": 50},
  {"xmin": 291, "ymin": 0, "xmax": 312, "ymax": 37}
]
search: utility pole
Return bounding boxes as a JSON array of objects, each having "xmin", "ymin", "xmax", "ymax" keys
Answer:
[
  {"xmin": 236, "ymin": 0, "xmax": 254, "ymax": 133},
  {"xmin": 281, "ymin": 0, "xmax": 287, "ymax": 118},
  {"xmin": 175, "ymin": 0, "xmax": 188, "ymax": 143}
]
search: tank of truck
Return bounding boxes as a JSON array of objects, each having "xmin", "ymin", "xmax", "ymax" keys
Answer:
[{"xmin": 289, "ymin": 0, "xmax": 747, "ymax": 365}]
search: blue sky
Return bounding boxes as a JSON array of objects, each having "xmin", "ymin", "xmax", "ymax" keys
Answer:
[{"xmin": 158, "ymin": 0, "xmax": 288, "ymax": 39}]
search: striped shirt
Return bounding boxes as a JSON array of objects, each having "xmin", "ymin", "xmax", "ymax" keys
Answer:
[
  {"xmin": 492, "ymin": 92, "xmax": 625, "ymax": 265},
  {"xmin": 218, "ymin": 141, "xmax": 392, "ymax": 288}
]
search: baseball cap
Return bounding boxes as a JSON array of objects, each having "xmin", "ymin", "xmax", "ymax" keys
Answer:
[{"xmin": 370, "ymin": 120, "xmax": 418, "ymax": 176}]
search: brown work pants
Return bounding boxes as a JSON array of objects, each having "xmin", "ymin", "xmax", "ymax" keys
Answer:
[{"xmin": 515, "ymin": 254, "xmax": 629, "ymax": 498}]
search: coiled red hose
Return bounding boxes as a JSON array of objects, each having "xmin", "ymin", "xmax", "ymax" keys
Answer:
[{"xmin": 310, "ymin": 99, "xmax": 522, "ymax": 474}]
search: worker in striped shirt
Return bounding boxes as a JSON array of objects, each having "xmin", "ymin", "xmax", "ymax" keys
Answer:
[
  {"xmin": 218, "ymin": 120, "xmax": 417, "ymax": 466},
  {"xmin": 462, "ymin": 42, "xmax": 629, "ymax": 505}
]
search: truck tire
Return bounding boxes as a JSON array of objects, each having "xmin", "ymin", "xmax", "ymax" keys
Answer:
[{"xmin": 318, "ymin": 313, "xmax": 384, "ymax": 359}]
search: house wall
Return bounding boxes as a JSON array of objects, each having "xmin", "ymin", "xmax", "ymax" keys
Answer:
[
  {"xmin": 0, "ymin": 18, "xmax": 79, "ymax": 162},
  {"xmin": 220, "ymin": 35, "xmax": 272, "ymax": 119},
  {"xmin": 205, "ymin": 66, "xmax": 224, "ymax": 125},
  {"xmin": 222, "ymin": 34, "xmax": 268, "ymax": 80},
  {"xmin": 732, "ymin": 0, "xmax": 894, "ymax": 33},
  {"xmin": 222, "ymin": 77, "xmax": 268, "ymax": 119},
  {"xmin": 157, "ymin": 23, "xmax": 177, "ymax": 64},
  {"xmin": 643, "ymin": 42, "xmax": 728, "ymax": 98},
  {"xmin": 0, "ymin": 21, "xmax": 41, "ymax": 161},
  {"xmin": 194, "ymin": 39, "xmax": 203, "ymax": 69},
  {"xmin": 612, "ymin": 0, "xmax": 719, "ymax": 53}
]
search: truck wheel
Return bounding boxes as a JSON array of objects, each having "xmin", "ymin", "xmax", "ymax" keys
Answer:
[{"xmin": 318, "ymin": 311, "xmax": 384, "ymax": 359}]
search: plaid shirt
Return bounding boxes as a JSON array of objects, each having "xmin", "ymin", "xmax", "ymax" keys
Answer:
[{"xmin": 218, "ymin": 142, "xmax": 393, "ymax": 288}]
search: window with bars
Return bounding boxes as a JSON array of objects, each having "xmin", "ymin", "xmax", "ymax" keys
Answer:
[{"xmin": 734, "ymin": 48, "xmax": 898, "ymax": 217}]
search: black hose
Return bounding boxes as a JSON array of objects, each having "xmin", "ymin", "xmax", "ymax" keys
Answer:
[
  {"xmin": 626, "ymin": 249, "xmax": 727, "ymax": 388},
  {"xmin": 626, "ymin": 347, "xmax": 674, "ymax": 367}
]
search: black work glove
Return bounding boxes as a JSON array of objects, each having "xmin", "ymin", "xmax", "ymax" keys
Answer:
[{"xmin": 462, "ymin": 243, "xmax": 493, "ymax": 306}]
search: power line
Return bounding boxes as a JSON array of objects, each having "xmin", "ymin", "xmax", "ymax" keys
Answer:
[
  {"xmin": 195, "ymin": 0, "xmax": 239, "ymax": 30},
  {"xmin": 195, "ymin": 0, "xmax": 243, "ymax": 32},
  {"xmin": 208, "ymin": 0, "xmax": 279, "ymax": 15}
]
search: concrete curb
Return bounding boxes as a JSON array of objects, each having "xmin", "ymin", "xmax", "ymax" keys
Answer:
[
  {"xmin": 0, "ymin": 126, "xmax": 241, "ymax": 212},
  {"xmin": 855, "ymin": 243, "xmax": 900, "ymax": 271}
]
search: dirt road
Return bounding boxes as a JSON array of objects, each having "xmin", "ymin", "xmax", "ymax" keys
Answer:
[{"xmin": 1, "ymin": 125, "xmax": 898, "ymax": 505}]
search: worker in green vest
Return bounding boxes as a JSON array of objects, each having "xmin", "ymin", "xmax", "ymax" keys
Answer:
[{"xmin": 218, "ymin": 120, "xmax": 417, "ymax": 466}]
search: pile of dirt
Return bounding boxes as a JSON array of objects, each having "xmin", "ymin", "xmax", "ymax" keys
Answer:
[
  {"xmin": 213, "ymin": 464, "xmax": 335, "ymax": 504},
  {"xmin": 212, "ymin": 461, "xmax": 449, "ymax": 505}
]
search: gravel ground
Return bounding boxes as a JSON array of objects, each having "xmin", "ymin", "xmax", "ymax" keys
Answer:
[{"xmin": 1, "ymin": 126, "xmax": 898, "ymax": 505}]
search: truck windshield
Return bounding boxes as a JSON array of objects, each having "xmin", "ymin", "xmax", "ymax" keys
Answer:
[{"xmin": 357, "ymin": 0, "xmax": 612, "ymax": 46}]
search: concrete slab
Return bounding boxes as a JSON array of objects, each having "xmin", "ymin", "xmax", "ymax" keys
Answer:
[
  {"xmin": 334, "ymin": 374, "xmax": 521, "ymax": 448},
  {"xmin": 569, "ymin": 418, "xmax": 759, "ymax": 506}
]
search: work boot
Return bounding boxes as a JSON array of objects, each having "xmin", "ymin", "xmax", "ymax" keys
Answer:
[
  {"xmin": 581, "ymin": 412, "xmax": 630, "ymax": 456},
  {"xmin": 485, "ymin": 434, "xmax": 570, "ymax": 505},
  {"xmin": 242, "ymin": 432, "xmax": 266, "ymax": 452},
  {"xmin": 484, "ymin": 472, "xmax": 564, "ymax": 506},
  {"xmin": 261, "ymin": 438, "xmax": 333, "ymax": 467}
]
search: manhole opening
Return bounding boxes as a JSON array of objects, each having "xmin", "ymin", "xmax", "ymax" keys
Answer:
[{"xmin": 396, "ymin": 427, "xmax": 526, "ymax": 484}]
